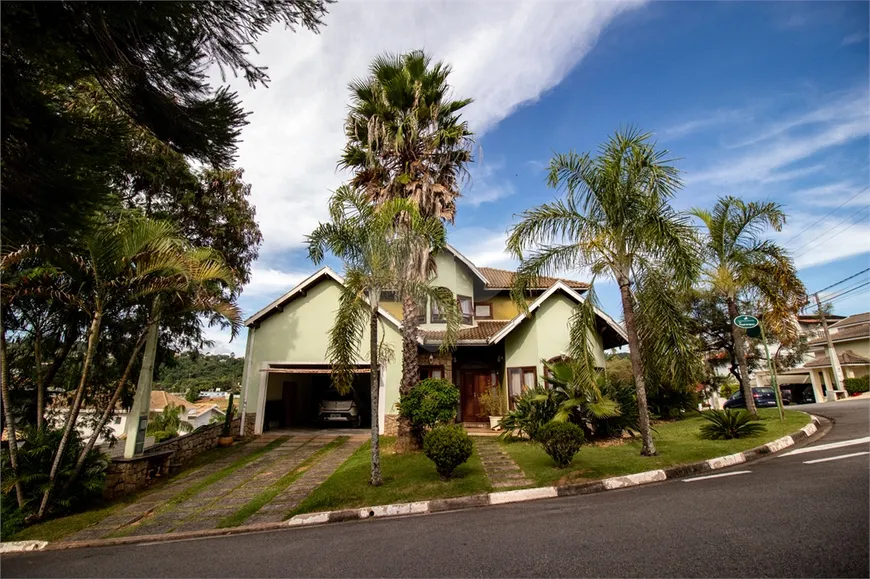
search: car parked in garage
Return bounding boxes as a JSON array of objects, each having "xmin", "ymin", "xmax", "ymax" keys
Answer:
[
  {"xmin": 318, "ymin": 388, "xmax": 361, "ymax": 427},
  {"xmin": 723, "ymin": 387, "xmax": 779, "ymax": 409}
]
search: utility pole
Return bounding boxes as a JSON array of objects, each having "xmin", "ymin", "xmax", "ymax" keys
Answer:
[{"xmin": 813, "ymin": 292, "xmax": 843, "ymax": 399}]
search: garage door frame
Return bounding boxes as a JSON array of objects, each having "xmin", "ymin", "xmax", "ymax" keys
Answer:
[{"xmin": 254, "ymin": 361, "xmax": 385, "ymax": 435}]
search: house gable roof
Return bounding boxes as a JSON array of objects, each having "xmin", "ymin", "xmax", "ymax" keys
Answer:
[
  {"xmin": 488, "ymin": 281, "xmax": 626, "ymax": 349},
  {"xmin": 830, "ymin": 312, "xmax": 870, "ymax": 329},
  {"xmin": 808, "ymin": 320, "xmax": 869, "ymax": 347},
  {"xmin": 803, "ymin": 349, "xmax": 870, "ymax": 368},
  {"xmin": 150, "ymin": 391, "xmax": 191, "ymax": 412},
  {"xmin": 243, "ymin": 266, "xmax": 403, "ymax": 331},
  {"xmin": 477, "ymin": 267, "xmax": 589, "ymax": 290},
  {"xmin": 443, "ymin": 244, "xmax": 490, "ymax": 285}
]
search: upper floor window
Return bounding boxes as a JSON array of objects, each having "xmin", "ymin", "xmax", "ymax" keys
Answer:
[
  {"xmin": 430, "ymin": 299, "xmax": 445, "ymax": 323},
  {"xmin": 457, "ymin": 295, "xmax": 473, "ymax": 324},
  {"xmin": 475, "ymin": 302, "xmax": 492, "ymax": 320},
  {"xmin": 415, "ymin": 298, "xmax": 427, "ymax": 324}
]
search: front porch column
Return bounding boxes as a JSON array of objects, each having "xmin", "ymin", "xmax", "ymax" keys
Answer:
[
  {"xmin": 809, "ymin": 370, "xmax": 825, "ymax": 404},
  {"xmin": 822, "ymin": 368, "xmax": 839, "ymax": 402}
]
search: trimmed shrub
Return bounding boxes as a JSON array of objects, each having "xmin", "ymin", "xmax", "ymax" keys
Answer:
[
  {"xmin": 844, "ymin": 376, "xmax": 869, "ymax": 395},
  {"xmin": 699, "ymin": 409, "xmax": 766, "ymax": 440},
  {"xmin": 423, "ymin": 425, "xmax": 473, "ymax": 479},
  {"xmin": 536, "ymin": 421, "xmax": 585, "ymax": 468},
  {"xmin": 398, "ymin": 378, "xmax": 459, "ymax": 444},
  {"xmin": 498, "ymin": 386, "xmax": 559, "ymax": 441}
]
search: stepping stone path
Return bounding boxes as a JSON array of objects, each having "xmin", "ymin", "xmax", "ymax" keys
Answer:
[
  {"xmin": 473, "ymin": 436, "xmax": 533, "ymax": 489},
  {"xmin": 66, "ymin": 434, "xmax": 285, "ymax": 542},
  {"xmin": 242, "ymin": 435, "xmax": 366, "ymax": 525}
]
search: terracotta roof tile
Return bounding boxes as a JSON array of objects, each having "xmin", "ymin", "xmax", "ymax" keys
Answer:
[
  {"xmin": 808, "ymin": 322, "xmax": 869, "ymax": 346},
  {"xmin": 150, "ymin": 391, "xmax": 190, "ymax": 412},
  {"xmin": 830, "ymin": 312, "xmax": 870, "ymax": 328},
  {"xmin": 478, "ymin": 267, "xmax": 588, "ymax": 290},
  {"xmin": 421, "ymin": 320, "xmax": 511, "ymax": 343},
  {"xmin": 803, "ymin": 349, "xmax": 870, "ymax": 368}
]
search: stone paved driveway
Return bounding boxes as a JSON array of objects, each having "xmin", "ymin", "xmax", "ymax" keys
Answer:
[{"xmin": 67, "ymin": 432, "xmax": 366, "ymax": 541}]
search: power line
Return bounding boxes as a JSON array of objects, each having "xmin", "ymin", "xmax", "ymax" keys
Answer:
[
  {"xmin": 784, "ymin": 185, "xmax": 870, "ymax": 245},
  {"xmin": 824, "ymin": 277, "xmax": 870, "ymax": 301},
  {"xmin": 811, "ymin": 268, "xmax": 870, "ymax": 295},
  {"xmin": 824, "ymin": 280, "xmax": 870, "ymax": 303},
  {"xmin": 792, "ymin": 206, "xmax": 869, "ymax": 259},
  {"xmin": 825, "ymin": 286, "xmax": 870, "ymax": 309}
]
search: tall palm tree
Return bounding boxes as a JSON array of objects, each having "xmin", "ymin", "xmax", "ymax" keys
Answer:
[
  {"xmin": 690, "ymin": 197, "xmax": 806, "ymax": 417},
  {"xmin": 3, "ymin": 215, "xmax": 188, "ymax": 519},
  {"xmin": 308, "ymin": 186, "xmax": 460, "ymax": 485},
  {"xmin": 506, "ymin": 128, "xmax": 699, "ymax": 456},
  {"xmin": 340, "ymin": 50, "xmax": 474, "ymax": 449}
]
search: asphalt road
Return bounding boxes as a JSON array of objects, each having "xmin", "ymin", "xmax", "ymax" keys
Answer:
[{"xmin": 5, "ymin": 400, "xmax": 868, "ymax": 578}]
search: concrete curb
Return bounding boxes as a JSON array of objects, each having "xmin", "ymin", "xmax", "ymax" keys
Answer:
[{"xmin": 3, "ymin": 414, "xmax": 823, "ymax": 553}]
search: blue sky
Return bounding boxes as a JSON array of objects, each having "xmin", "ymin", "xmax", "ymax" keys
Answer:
[{"xmin": 207, "ymin": 1, "xmax": 869, "ymax": 355}]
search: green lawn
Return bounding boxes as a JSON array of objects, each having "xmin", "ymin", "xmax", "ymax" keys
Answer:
[
  {"xmin": 290, "ymin": 437, "xmax": 492, "ymax": 516},
  {"xmin": 503, "ymin": 408, "xmax": 811, "ymax": 487}
]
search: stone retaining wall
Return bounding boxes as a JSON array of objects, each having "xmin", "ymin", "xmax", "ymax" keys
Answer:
[{"xmin": 103, "ymin": 413, "xmax": 256, "ymax": 500}]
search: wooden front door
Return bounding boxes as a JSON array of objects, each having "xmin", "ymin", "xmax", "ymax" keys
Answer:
[{"xmin": 460, "ymin": 371, "xmax": 491, "ymax": 422}]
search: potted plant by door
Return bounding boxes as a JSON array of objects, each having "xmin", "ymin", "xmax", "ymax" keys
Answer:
[
  {"xmin": 218, "ymin": 393, "xmax": 235, "ymax": 447},
  {"xmin": 479, "ymin": 387, "xmax": 507, "ymax": 431}
]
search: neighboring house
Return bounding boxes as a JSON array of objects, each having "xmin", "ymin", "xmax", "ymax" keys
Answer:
[
  {"xmin": 199, "ymin": 390, "xmax": 231, "ymax": 399},
  {"xmin": 187, "ymin": 403, "xmax": 226, "ymax": 429},
  {"xmin": 757, "ymin": 312, "xmax": 869, "ymax": 403},
  {"xmin": 150, "ymin": 390, "xmax": 223, "ymax": 429},
  {"xmin": 239, "ymin": 245, "xmax": 627, "ymax": 435}
]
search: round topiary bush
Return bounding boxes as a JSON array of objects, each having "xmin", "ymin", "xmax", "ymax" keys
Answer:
[
  {"xmin": 398, "ymin": 378, "xmax": 460, "ymax": 444},
  {"xmin": 536, "ymin": 421, "xmax": 585, "ymax": 468},
  {"xmin": 423, "ymin": 425, "xmax": 473, "ymax": 479}
]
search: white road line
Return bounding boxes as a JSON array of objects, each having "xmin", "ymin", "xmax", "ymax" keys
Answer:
[
  {"xmin": 803, "ymin": 451, "xmax": 869, "ymax": 465},
  {"xmin": 683, "ymin": 470, "xmax": 752, "ymax": 482},
  {"xmin": 780, "ymin": 436, "xmax": 870, "ymax": 457}
]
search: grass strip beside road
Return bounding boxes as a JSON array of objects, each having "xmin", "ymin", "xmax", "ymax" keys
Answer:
[
  {"xmin": 504, "ymin": 409, "xmax": 810, "ymax": 487},
  {"xmin": 290, "ymin": 437, "xmax": 491, "ymax": 516},
  {"xmin": 217, "ymin": 437, "xmax": 349, "ymax": 528},
  {"xmin": 6, "ymin": 440, "xmax": 264, "ymax": 543}
]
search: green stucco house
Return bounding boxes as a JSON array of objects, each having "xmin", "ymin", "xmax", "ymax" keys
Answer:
[{"xmin": 238, "ymin": 246, "xmax": 627, "ymax": 436}]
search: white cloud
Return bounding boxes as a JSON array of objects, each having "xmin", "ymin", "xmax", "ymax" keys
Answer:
[
  {"xmin": 842, "ymin": 32, "xmax": 869, "ymax": 46},
  {"xmin": 243, "ymin": 267, "xmax": 309, "ymax": 298},
  {"xmin": 793, "ymin": 182, "xmax": 870, "ymax": 208},
  {"xmin": 684, "ymin": 90, "xmax": 870, "ymax": 186},
  {"xmin": 774, "ymin": 209, "xmax": 870, "ymax": 270},
  {"xmin": 462, "ymin": 159, "xmax": 516, "ymax": 207},
  {"xmin": 661, "ymin": 109, "xmax": 752, "ymax": 140},
  {"xmin": 214, "ymin": 0, "xmax": 644, "ymax": 259}
]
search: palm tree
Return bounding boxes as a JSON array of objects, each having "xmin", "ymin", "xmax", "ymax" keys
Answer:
[
  {"xmin": 506, "ymin": 128, "xmax": 699, "ymax": 456},
  {"xmin": 690, "ymin": 197, "xmax": 806, "ymax": 417},
  {"xmin": 146, "ymin": 403, "xmax": 193, "ymax": 442},
  {"xmin": 340, "ymin": 50, "xmax": 474, "ymax": 450},
  {"xmin": 308, "ymin": 185, "xmax": 460, "ymax": 485},
  {"xmin": 3, "ymin": 215, "xmax": 188, "ymax": 519}
]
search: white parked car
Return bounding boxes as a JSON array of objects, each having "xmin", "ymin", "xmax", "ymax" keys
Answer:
[{"xmin": 318, "ymin": 388, "xmax": 361, "ymax": 427}]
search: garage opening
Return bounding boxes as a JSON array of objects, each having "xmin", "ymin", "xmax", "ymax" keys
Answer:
[{"xmin": 262, "ymin": 365, "xmax": 372, "ymax": 432}]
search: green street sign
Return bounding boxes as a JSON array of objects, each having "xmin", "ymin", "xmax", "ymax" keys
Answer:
[{"xmin": 733, "ymin": 315, "xmax": 759, "ymax": 329}]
